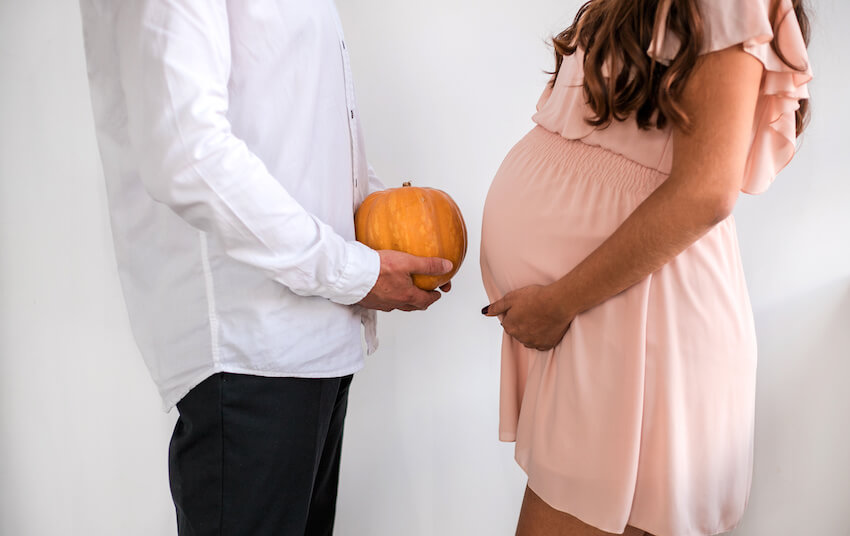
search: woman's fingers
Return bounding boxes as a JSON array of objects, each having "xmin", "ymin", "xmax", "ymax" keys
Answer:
[{"xmin": 482, "ymin": 295, "xmax": 511, "ymax": 317}]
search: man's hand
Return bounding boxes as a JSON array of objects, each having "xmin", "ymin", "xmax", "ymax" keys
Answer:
[{"xmin": 358, "ymin": 250, "xmax": 453, "ymax": 312}]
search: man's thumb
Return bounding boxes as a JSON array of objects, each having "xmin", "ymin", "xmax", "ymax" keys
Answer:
[{"xmin": 412, "ymin": 256, "xmax": 453, "ymax": 276}]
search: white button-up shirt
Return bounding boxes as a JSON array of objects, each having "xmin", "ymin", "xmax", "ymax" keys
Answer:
[{"xmin": 80, "ymin": 0, "xmax": 383, "ymax": 410}]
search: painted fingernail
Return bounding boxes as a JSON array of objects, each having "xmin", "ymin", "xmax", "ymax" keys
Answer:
[{"xmin": 481, "ymin": 306, "xmax": 489, "ymax": 315}]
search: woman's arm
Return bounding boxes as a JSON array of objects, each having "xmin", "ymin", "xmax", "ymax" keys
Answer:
[{"xmin": 484, "ymin": 46, "xmax": 765, "ymax": 350}]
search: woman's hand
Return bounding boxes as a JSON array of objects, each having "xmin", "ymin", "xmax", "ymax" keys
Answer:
[
  {"xmin": 482, "ymin": 284, "xmax": 575, "ymax": 351},
  {"xmin": 479, "ymin": 49, "xmax": 763, "ymax": 340}
]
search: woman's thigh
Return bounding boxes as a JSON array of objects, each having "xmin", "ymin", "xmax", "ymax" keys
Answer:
[{"xmin": 516, "ymin": 486, "xmax": 650, "ymax": 536}]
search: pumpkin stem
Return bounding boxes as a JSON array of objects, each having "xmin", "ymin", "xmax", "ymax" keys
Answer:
[{"xmin": 402, "ymin": 181, "xmax": 411, "ymax": 187}]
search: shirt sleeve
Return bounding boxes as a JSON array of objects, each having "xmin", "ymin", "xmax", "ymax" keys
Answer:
[{"xmin": 113, "ymin": 0, "xmax": 379, "ymax": 305}]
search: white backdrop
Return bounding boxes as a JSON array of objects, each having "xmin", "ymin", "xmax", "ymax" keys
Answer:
[{"xmin": 1, "ymin": 1, "xmax": 848, "ymax": 535}]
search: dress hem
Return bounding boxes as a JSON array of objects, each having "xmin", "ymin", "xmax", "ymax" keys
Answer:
[{"xmin": 519, "ymin": 454, "xmax": 745, "ymax": 536}]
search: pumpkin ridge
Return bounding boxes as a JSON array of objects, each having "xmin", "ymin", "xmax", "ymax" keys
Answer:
[{"xmin": 354, "ymin": 182, "xmax": 467, "ymax": 291}]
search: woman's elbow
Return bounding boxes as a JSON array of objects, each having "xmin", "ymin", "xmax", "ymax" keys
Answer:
[
  {"xmin": 704, "ymin": 189, "xmax": 740, "ymax": 226},
  {"xmin": 675, "ymin": 185, "xmax": 740, "ymax": 228}
]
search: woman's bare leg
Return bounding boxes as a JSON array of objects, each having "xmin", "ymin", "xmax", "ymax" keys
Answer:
[{"xmin": 516, "ymin": 486, "xmax": 650, "ymax": 536}]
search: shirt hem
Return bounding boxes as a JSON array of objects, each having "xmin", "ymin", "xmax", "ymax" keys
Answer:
[{"xmin": 160, "ymin": 361, "xmax": 365, "ymax": 412}]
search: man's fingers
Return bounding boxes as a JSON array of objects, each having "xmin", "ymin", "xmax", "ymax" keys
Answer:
[
  {"xmin": 408, "ymin": 255, "xmax": 453, "ymax": 276},
  {"xmin": 414, "ymin": 290, "xmax": 441, "ymax": 310},
  {"xmin": 440, "ymin": 281, "xmax": 452, "ymax": 293},
  {"xmin": 394, "ymin": 288, "xmax": 441, "ymax": 312}
]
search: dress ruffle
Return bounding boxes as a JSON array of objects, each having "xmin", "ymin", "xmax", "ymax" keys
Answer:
[
  {"xmin": 534, "ymin": 0, "xmax": 812, "ymax": 194},
  {"xmin": 534, "ymin": 62, "xmax": 594, "ymax": 141},
  {"xmin": 649, "ymin": 0, "xmax": 812, "ymax": 194},
  {"xmin": 533, "ymin": 50, "xmax": 676, "ymax": 173}
]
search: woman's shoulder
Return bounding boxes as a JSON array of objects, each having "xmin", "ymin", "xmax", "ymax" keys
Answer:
[
  {"xmin": 648, "ymin": 0, "xmax": 812, "ymax": 193},
  {"xmin": 650, "ymin": 0, "xmax": 807, "ymax": 67},
  {"xmin": 533, "ymin": 0, "xmax": 812, "ymax": 192}
]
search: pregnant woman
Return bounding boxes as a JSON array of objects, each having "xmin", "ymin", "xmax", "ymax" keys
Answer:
[{"xmin": 480, "ymin": 0, "xmax": 812, "ymax": 534}]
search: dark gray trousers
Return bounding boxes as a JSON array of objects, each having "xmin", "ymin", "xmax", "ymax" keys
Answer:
[{"xmin": 168, "ymin": 372, "xmax": 353, "ymax": 536}]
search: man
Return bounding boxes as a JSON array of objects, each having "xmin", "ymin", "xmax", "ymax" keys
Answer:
[{"xmin": 79, "ymin": 1, "xmax": 451, "ymax": 534}]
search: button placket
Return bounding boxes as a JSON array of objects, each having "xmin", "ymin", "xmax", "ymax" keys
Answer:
[{"xmin": 339, "ymin": 35, "xmax": 360, "ymax": 191}]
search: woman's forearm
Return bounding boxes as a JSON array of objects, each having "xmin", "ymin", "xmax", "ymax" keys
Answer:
[
  {"xmin": 485, "ymin": 48, "xmax": 761, "ymax": 351},
  {"xmin": 550, "ymin": 178, "xmax": 737, "ymax": 318}
]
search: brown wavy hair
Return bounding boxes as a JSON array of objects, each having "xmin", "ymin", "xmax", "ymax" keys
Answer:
[{"xmin": 552, "ymin": 0, "xmax": 811, "ymax": 135}]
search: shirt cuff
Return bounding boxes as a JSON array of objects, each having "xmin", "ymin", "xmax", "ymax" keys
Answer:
[{"xmin": 329, "ymin": 241, "xmax": 381, "ymax": 306}]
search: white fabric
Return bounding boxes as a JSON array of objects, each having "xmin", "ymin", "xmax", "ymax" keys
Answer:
[{"xmin": 79, "ymin": 0, "xmax": 383, "ymax": 411}]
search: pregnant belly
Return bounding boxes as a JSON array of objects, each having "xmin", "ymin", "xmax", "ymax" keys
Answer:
[{"xmin": 480, "ymin": 128, "xmax": 662, "ymax": 301}]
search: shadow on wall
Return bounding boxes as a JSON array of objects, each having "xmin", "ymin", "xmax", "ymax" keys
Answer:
[{"xmin": 735, "ymin": 278, "xmax": 850, "ymax": 534}]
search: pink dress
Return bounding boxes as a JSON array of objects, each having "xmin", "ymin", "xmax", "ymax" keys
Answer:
[{"xmin": 479, "ymin": 1, "xmax": 812, "ymax": 535}]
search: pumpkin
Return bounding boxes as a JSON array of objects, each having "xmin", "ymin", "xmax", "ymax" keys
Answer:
[{"xmin": 355, "ymin": 181, "xmax": 468, "ymax": 291}]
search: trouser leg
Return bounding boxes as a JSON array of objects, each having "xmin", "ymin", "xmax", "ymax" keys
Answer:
[{"xmin": 168, "ymin": 372, "xmax": 353, "ymax": 536}]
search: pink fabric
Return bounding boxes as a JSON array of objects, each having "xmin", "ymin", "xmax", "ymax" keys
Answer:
[
  {"xmin": 534, "ymin": 0, "xmax": 811, "ymax": 194},
  {"xmin": 482, "ymin": 129, "xmax": 757, "ymax": 536},
  {"xmin": 481, "ymin": 2, "xmax": 811, "ymax": 535}
]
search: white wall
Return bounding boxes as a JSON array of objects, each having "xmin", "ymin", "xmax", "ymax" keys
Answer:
[{"xmin": 0, "ymin": 1, "xmax": 847, "ymax": 535}]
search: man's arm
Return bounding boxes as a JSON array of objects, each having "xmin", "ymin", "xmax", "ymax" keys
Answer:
[{"xmin": 113, "ymin": 0, "xmax": 445, "ymax": 309}]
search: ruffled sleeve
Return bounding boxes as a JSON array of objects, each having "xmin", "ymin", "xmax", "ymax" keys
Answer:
[
  {"xmin": 533, "ymin": 50, "xmax": 597, "ymax": 141},
  {"xmin": 649, "ymin": 0, "xmax": 812, "ymax": 194}
]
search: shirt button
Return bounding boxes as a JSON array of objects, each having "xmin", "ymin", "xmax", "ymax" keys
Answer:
[{"xmin": 350, "ymin": 110, "xmax": 354, "ymax": 119}]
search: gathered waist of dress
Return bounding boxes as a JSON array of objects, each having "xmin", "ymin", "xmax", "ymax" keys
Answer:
[{"xmin": 515, "ymin": 125, "xmax": 670, "ymax": 197}]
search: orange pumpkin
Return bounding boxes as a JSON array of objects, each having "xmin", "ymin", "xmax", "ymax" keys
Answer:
[{"xmin": 355, "ymin": 181, "xmax": 468, "ymax": 291}]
